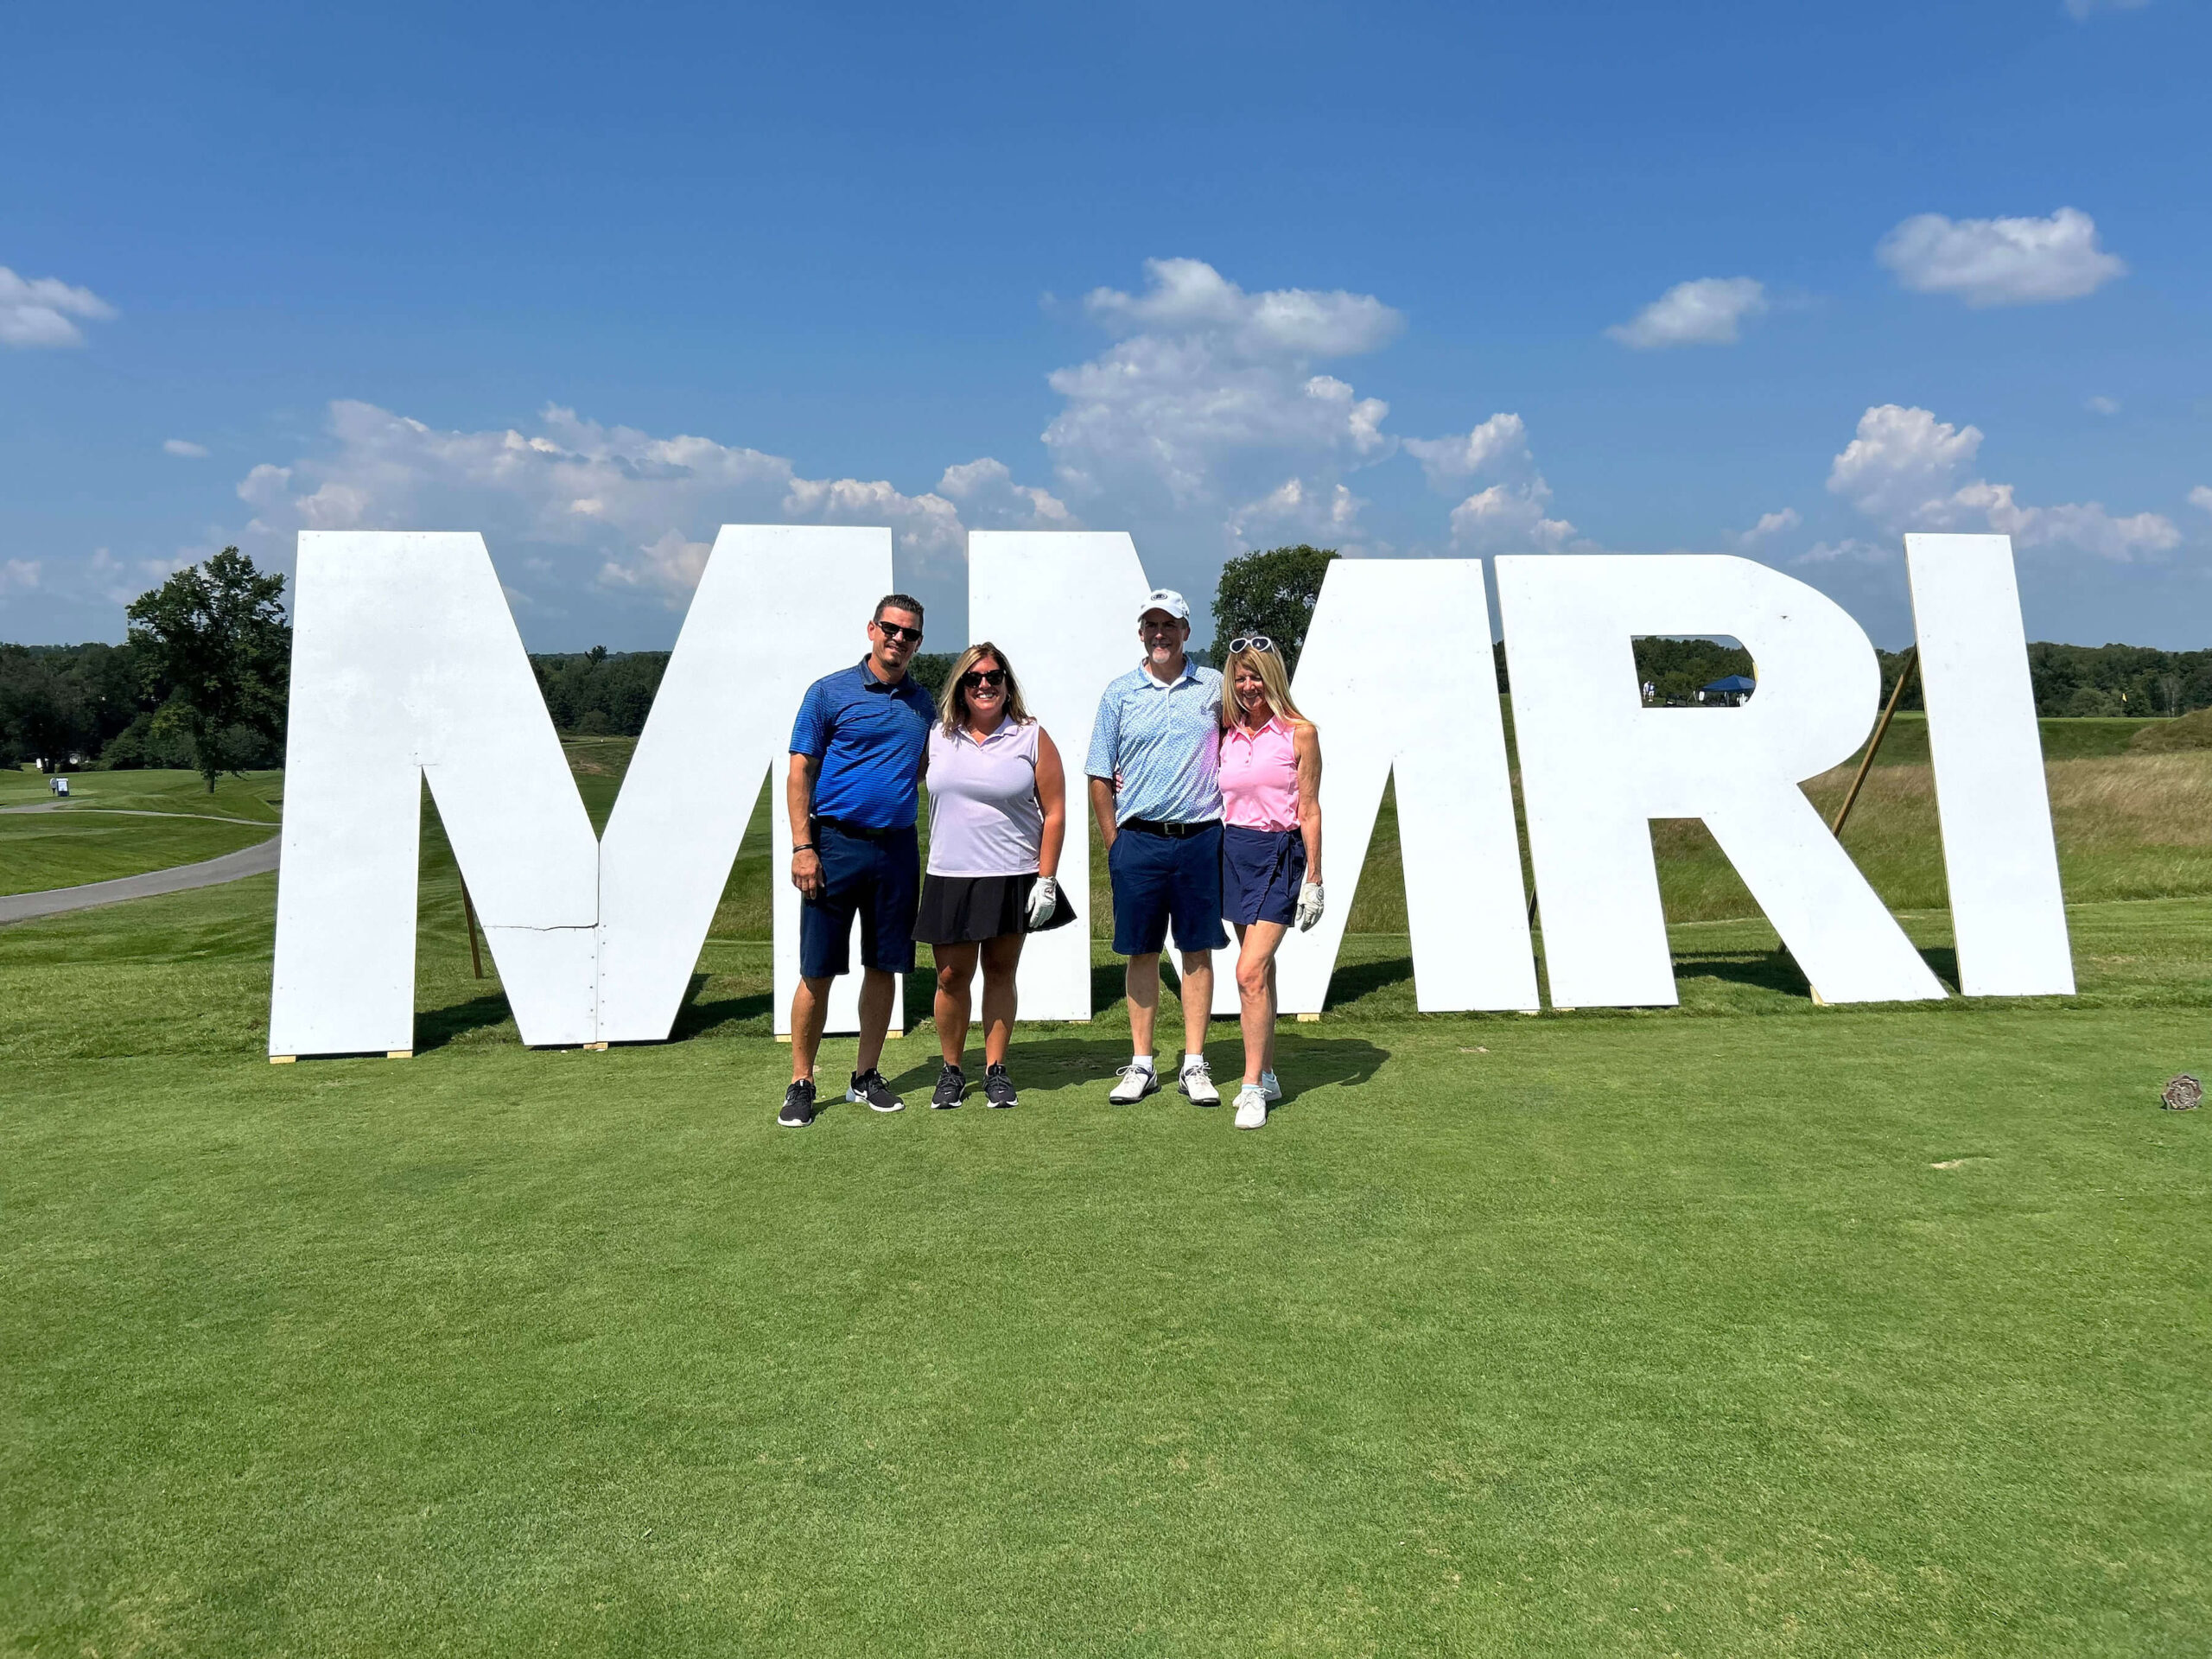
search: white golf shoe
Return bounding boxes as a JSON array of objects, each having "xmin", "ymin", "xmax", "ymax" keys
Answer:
[
  {"xmin": 1234, "ymin": 1084, "xmax": 1268, "ymax": 1129},
  {"xmin": 1178, "ymin": 1055, "xmax": 1220, "ymax": 1105},
  {"xmin": 1109, "ymin": 1062, "xmax": 1160, "ymax": 1103}
]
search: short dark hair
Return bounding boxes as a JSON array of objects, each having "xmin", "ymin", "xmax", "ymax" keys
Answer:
[{"xmin": 873, "ymin": 594, "xmax": 925, "ymax": 627}]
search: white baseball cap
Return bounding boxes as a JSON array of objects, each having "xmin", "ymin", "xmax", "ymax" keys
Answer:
[{"xmin": 1137, "ymin": 588, "xmax": 1191, "ymax": 623}]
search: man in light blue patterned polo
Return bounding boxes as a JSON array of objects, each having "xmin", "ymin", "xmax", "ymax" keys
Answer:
[{"xmin": 1086, "ymin": 588, "xmax": 1227, "ymax": 1106}]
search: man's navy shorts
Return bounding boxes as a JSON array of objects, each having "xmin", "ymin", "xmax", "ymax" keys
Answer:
[
  {"xmin": 799, "ymin": 821, "xmax": 919, "ymax": 978},
  {"xmin": 1108, "ymin": 821, "xmax": 1230, "ymax": 956}
]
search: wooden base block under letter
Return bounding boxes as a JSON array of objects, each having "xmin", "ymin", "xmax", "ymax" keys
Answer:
[
  {"xmin": 776, "ymin": 1033, "xmax": 792, "ymax": 1044},
  {"xmin": 270, "ymin": 1055, "xmax": 296, "ymax": 1065},
  {"xmin": 1295, "ymin": 1013, "xmax": 1321, "ymax": 1023},
  {"xmin": 584, "ymin": 1041, "xmax": 608, "ymax": 1051},
  {"xmin": 387, "ymin": 1050, "xmax": 412, "ymax": 1060}
]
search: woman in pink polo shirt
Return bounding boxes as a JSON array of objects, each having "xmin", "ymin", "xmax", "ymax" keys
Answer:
[{"xmin": 1217, "ymin": 634, "xmax": 1324, "ymax": 1130}]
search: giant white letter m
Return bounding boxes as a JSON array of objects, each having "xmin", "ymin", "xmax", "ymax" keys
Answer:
[{"xmin": 269, "ymin": 527, "xmax": 900, "ymax": 1057}]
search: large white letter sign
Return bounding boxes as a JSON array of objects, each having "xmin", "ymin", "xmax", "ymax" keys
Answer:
[
  {"xmin": 969, "ymin": 531, "xmax": 1151, "ymax": 1021},
  {"xmin": 1211, "ymin": 558, "xmax": 1539, "ymax": 1015},
  {"xmin": 600, "ymin": 524, "xmax": 901, "ymax": 1040},
  {"xmin": 270, "ymin": 526, "xmax": 895, "ymax": 1058},
  {"xmin": 270, "ymin": 532, "xmax": 601, "ymax": 1054},
  {"xmin": 1904, "ymin": 533, "xmax": 2074, "ymax": 995},
  {"xmin": 1498, "ymin": 554, "xmax": 1945, "ymax": 1008}
]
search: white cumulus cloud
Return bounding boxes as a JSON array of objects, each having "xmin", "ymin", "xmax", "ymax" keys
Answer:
[
  {"xmin": 1402, "ymin": 414, "xmax": 1533, "ymax": 491},
  {"xmin": 1605, "ymin": 276, "xmax": 1769, "ymax": 349},
  {"xmin": 237, "ymin": 401, "xmax": 1071, "ymax": 606},
  {"xmin": 0, "ymin": 266, "xmax": 116, "ymax": 348},
  {"xmin": 1081, "ymin": 257, "xmax": 1403, "ymax": 359},
  {"xmin": 1226, "ymin": 477, "xmax": 1368, "ymax": 549},
  {"xmin": 1043, "ymin": 258, "xmax": 1400, "ymax": 551},
  {"xmin": 162, "ymin": 438, "xmax": 210, "ymax": 458},
  {"xmin": 935, "ymin": 457, "xmax": 1078, "ymax": 531},
  {"xmin": 1876, "ymin": 208, "xmax": 2126, "ymax": 307},
  {"xmin": 2189, "ymin": 486, "xmax": 2212, "ymax": 515},
  {"xmin": 1827, "ymin": 404, "xmax": 2178, "ymax": 561},
  {"xmin": 1735, "ymin": 507, "xmax": 1802, "ymax": 547},
  {"xmin": 1402, "ymin": 412, "xmax": 1582, "ymax": 554}
]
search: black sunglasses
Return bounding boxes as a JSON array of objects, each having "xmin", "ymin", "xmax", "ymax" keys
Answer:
[
  {"xmin": 1227, "ymin": 635, "xmax": 1276, "ymax": 654},
  {"xmin": 960, "ymin": 667, "xmax": 1007, "ymax": 690},
  {"xmin": 873, "ymin": 619, "xmax": 923, "ymax": 643}
]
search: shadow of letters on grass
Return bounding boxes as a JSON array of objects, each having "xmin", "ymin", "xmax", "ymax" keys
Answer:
[{"xmin": 268, "ymin": 529, "xmax": 2071, "ymax": 1058}]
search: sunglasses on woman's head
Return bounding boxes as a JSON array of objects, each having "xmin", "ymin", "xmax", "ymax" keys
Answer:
[
  {"xmin": 961, "ymin": 668, "xmax": 1007, "ymax": 690},
  {"xmin": 1228, "ymin": 635, "xmax": 1275, "ymax": 655},
  {"xmin": 874, "ymin": 620, "xmax": 923, "ymax": 643}
]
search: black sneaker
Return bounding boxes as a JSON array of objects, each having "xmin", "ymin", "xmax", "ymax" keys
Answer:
[
  {"xmin": 778, "ymin": 1077, "xmax": 818, "ymax": 1128},
  {"xmin": 983, "ymin": 1064, "xmax": 1017, "ymax": 1109},
  {"xmin": 931, "ymin": 1064, "xmax": 967, "ymax": 1109},
  {"xmin": 848, "ymin": 1068, "xmax": 906, "ymax": 1113}
]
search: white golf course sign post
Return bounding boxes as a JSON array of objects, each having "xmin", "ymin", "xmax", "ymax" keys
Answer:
[{"xmin": 265, "ymin": 529, "xmax": 2072, "ymax": 1059}]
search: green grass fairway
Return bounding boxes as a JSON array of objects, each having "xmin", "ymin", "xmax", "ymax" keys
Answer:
[
  {"xmin": 0, "ymin": 767, "xmax": 283, "ymax": 893},
  {"xmin": 3, "ymin": 800, "xmax": 2209, "ymax": 1653}
]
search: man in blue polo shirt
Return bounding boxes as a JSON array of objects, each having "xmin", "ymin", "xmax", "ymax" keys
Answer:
[
  {"xmin": 1086, "ymin": 588, "xmax": 1226, "ymax": 1107},
  {"xmin": 779, "ymin": 593, "xmax": 936, "ymax": 1128}
]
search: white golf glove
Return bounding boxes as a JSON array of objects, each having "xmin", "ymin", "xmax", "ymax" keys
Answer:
[
  {"xmin": 1295, "ymin": 881, "xmax": 1325, "ymax": 932},
  {"xmin": 1026, "ymin": 876, "xmax": 1058, "ymax": 929}
]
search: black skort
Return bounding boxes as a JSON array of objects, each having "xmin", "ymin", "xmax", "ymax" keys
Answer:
[{"xmin": 913, "ymin": 872, "xmax": 1077, "ymax": 944}]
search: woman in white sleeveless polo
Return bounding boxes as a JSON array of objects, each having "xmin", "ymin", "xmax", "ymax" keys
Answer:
[{"xmin": 914, "ymin": 643, "xmax": 1071, "ymax": 1109}]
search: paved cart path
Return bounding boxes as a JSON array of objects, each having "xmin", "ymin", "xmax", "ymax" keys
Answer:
[
  {"xmin": 0, "ymin": 803, "xmax": 275, "ymax": 825},
  {"xmin": 0, "ymin": 836, "xmax": 281, "ymax": 925}
]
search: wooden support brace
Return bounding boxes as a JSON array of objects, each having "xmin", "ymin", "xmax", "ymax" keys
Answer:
[
  {"xmin": 386, "ymin": 1050, "xmax": 412, "ymax": 1060},
  {"xmin": 1295, "ymin": 1012, "xmax": 1322, "ymax": 1023},
  {"xmin": 1831, "ymin": 647, "xmax": 1918, "ymax": 839},
  {"xmin": 270, "ymin": 1054, "xmax": 296, "ymax": 1065},
  {"xmin": 584, "ymin": 1041, "xmax": 608, "ymax": 1052}
]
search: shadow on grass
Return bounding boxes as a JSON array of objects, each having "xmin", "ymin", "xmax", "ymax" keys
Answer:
[
  {"xmin": 1323, "ymin": 952, "xmax": 1414, "ymax": 1007},
  {"xmin": 671, "ymin": 973, "xmax": 773, "ymax": 1039},
  {"xmin": 1919, "ymin": 945, "xmax": 1961, "ymax": 993},
  {"xmin": 415, "ymin": 991, "xmax": 515, "ymax": 1052},
  {"xmin": 880, "ymin": 1033, "xmax": 1391, "ymax": 1110},
  {"xmin": 1672, "ymin": 947, "xmax": 1812, "ymax": 997}
]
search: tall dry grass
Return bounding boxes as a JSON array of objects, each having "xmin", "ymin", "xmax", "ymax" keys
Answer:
[
  {"xmin": 1656, "ymin": 751, "xmax": 2212, "ymax": 924},
  {"xmin": 638, "ymin": 739, "xmax": 2212, "ymax": 940}
]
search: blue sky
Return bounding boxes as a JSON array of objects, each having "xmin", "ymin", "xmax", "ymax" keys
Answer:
[{"xmin": 3, "ymin": 0, "xmax": 2208, "ymax": 650}]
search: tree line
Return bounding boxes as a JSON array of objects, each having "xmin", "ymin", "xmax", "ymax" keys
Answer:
[{"xmin": 6, "ymin": 545, "xmax": 2210, "ymax": 779}]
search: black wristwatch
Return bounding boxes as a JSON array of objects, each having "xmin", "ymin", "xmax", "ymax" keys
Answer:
[{"xmin": 791, "ymin": 842, "xmax": 816, "ymax": 854}]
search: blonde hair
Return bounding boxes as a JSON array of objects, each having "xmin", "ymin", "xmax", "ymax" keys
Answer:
[
  {"xmin": 1220, "ymin": 643, "xmax": 1309, "ymax": 730},
  {"xmin": 938, "ymin": 641, "xmax": 1034, "ymax": 733}
]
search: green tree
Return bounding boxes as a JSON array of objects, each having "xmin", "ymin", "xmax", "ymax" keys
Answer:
[
  {"xmin": 125, "ymin": 547, "xmax": 292, "ymax": 791},
  {"xmin": 1211, "ymin": 544, "xmax": 1339, "ymax": 672}
]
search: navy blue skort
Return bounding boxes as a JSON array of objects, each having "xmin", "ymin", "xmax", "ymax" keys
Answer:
[{"xmin": 1221, "ymin": 824, "xmax": 1306, "ymax": 927}]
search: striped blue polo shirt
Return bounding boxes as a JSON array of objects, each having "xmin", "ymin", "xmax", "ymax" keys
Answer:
[
  {"xmin": 790, "ymin": 658, "xmax": 935, "ymax": 830},
  {"xmin": 1084, "ymin": 658, "xmax": 1224, "ymax": 825}
]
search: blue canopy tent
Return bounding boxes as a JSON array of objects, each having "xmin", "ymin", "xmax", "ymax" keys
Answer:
[{"xmin": 1700, "ymin": 673, "xmax": 1756, "ymax": 706}]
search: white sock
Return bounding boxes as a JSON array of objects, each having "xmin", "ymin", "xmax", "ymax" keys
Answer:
[
  {"xmin": 1131, "ymin": 1053, "xmax": 1154, "ymax": 1071},
  {"xmin": 1184, "ymin": 1052, "xmax": 1205, "ymax": 1070}
]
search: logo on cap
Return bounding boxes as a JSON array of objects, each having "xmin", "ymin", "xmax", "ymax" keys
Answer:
[{"xmin": 1138, "ymin": 588, "xmax": 1191, "ymax": 622}]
